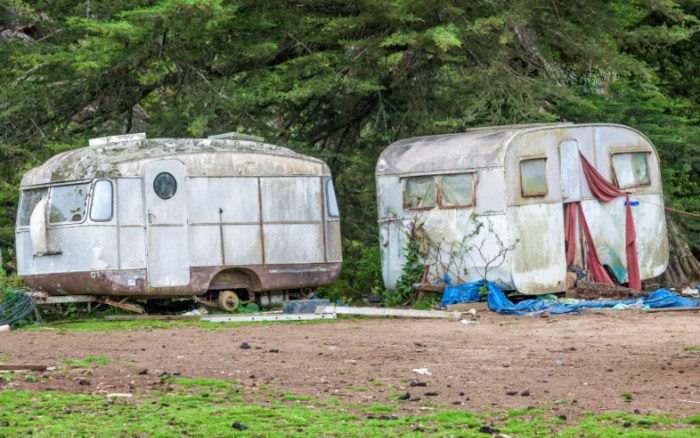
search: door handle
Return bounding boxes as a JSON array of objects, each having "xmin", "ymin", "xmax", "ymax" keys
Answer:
[{"xmin": 147, "ymin": 211, "xmax": 156, "ymax": 224}]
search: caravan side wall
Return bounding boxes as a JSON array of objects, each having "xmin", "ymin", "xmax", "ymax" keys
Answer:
[
  {"xmin": 377, "ymin": 167, "xmax": 510, "ymax": 290},
  {"xmin": 18, "ymin": 172, "xmax": 342, "ymax": 296},
  {"xmin": 504, "ymin": 125, "xmax": 668, "ymax": 293}
]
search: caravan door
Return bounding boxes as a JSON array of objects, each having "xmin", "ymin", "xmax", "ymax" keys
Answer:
[{"xmin": 143, "ymin": 160, "xmax": 190, "ymax": 287}]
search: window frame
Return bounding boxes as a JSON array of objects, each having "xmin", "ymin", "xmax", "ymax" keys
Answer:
[
  {"xmin": 402, "ymin": 172, "xmax": 476, "ymax": 211},
  {"xmin": 47, "ymin": 181, "xmax": 91, "ymax": 226},
  {"xmin": 610, "ymin": 151, "xmax": 651, "ymax": 190},
  {"xmin": 437, "ymin": 173, "xmax": 476, "ymax": 209},
  {"xmin": 519, "ymin": 157, "xmax": 549, "ymax": 198},
  {"xmin": 89, "ymin": 179, "xmax": 114, "ymax": 222},
  {"xmin": 17, "ymin": 187, "xmax": 49, "ymax": 228}
]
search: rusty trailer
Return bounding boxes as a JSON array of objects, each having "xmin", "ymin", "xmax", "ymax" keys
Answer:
[
  {"xmin": 16, "ymin": 133, "xmax": 342, "ymax": 308},
  {"xmin": 375, "ymin": 123, "xmax": 668, "ymax": 294}
]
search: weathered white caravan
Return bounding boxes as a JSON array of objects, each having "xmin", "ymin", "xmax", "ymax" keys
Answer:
[
  {"xmin": 376, "ymin": 123, "xmax": 668, "ymax": 294},
  {"xmin": 16, "ymin": 133, "xmax": 342, "ymax": 309}
]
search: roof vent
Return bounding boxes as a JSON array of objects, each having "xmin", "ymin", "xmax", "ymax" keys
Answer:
[
  {"xmin": 89, "ymin": 133, "xmax": 146, "ymax": 147},
  {"xmin": 207, "ymin": 132, "xmax": 264, "ymax": 143}
]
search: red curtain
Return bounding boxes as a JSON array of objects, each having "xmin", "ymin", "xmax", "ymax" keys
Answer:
[{"xmin": 568, "ymin": 153, "xmax": 641, "ymax": 290}]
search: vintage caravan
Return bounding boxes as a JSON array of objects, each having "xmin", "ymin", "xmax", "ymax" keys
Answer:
[
  {"xmin": 376, "ymin": 123, "xmax": 668, "ymax": 294},
  {"xmin": 16, "ymin": 133, "xmax": 342, "ymax": 310}
]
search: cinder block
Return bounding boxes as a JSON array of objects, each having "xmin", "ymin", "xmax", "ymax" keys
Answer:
[{"xmin": 283, "ymin": 299, "xmax": 331, "ymax": 314}]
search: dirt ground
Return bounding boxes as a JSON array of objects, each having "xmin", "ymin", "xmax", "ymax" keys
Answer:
[{"xmin": 2, "ymin": 310, "xmax": 700, "ymax": 419}]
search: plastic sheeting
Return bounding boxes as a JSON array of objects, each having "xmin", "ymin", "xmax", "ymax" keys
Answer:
[
  {"xmin": 442, "ymin": 279, "xmax": 699, "ymax": 316},
  {"xmin": 441, "ymin": 279, "xmax": 483, "ymax": 306},
  {"xmin": 485, "ymin": 280, "xmax": 698, "ymax": 315}
]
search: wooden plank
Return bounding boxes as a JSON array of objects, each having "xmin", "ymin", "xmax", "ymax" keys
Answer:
[
  {"xmin": 646, "ymin": 307, "xmax": 700, "ymax": 313},
  {"xmin": 0, "ymin": 364, "xmax": 47, "ymax": 371},
  {"xmin": 98, "ymin": 297, "xmax": 145, "ymax": 314},
  {"xmin": 28, "ymin": 293, "xmax": 96, "ymax": 304},
  {"xmin": 202, "ymin": 313, "xmax": 336, "ymax": 323},
  {"xmin": 316, "ymin": 306, "xmax": 462, "ymax": 320}
]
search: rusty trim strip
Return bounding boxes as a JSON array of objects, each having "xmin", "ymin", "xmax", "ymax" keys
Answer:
[{"xmin": 257, "ymin": 178, "xmax": 266, "ymax": 264}]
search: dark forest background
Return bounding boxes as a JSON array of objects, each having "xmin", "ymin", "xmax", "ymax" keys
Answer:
[{"xmin": 2, "ymin": 0, "xmax": 700, "ymax": 297}]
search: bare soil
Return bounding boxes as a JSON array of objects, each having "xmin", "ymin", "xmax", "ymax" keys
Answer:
[{"xmin": 2, "ymin": 310, "xmax": 700, "ymax": 419}]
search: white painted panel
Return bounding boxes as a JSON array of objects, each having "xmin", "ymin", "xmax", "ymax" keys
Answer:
[
  {"xmin": 475, "ymin": 168, "xmax": 505, "ymax": 213},
  {"xmin": 223, "ymin": 225, "xmax": 262, "ymax": 265},
  {"xmin": 144, "ymin": 160, "xmax": 189, "ymax": 287},
  {"xmin": 261, "ymin": 177, "xmax": 321, "ymax": 222},
  {"xmin": 508, "ymin": 203, "xmax": 567, "ymax": 294},
  {"xmin": 15, "ymin": 231, "xmax": 32, "ymax": 275},
  {"xmin": 559, "ymin": 139, "xmax": 582, "ymax": 202},
  {"xmin": 119, "ymin": 227, "xmax": 146, "ymax": 269},
  {"xmin": 117, "ymin": 178, "xmax": 144, "ymax": 226},
  {"xmin": 27, "ymin": 226, "xmax": 119, "ymax": 274},
  {"xmin": 264, "ymin": 224, "xmax": 323, "ymax": 264},
  {"xmin": 188, "ymin": 178, "xmax": 259, "ymax": 223}
]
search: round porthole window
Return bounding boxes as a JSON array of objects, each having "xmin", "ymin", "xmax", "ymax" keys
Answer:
[{"xmin": 153, "ymin": 172, "xmax": 177, "ymax": 199}]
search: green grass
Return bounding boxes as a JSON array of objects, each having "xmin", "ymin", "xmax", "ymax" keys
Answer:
[
  {"xmin": 62, "ymin": 356, "xmax": 111, "ymax": 367},
  {"xmin": 684, "ymin": 345, "xmax": 700, "ymax": 351},
  {"xmin": 162, "ymin": 377, "xmax": 241, "ymax": 389},
  {"xmin": 27, "ymin": 318, "xmax": 340, "ymax": 332},
  {"xmin": 0, "ymin": 390, "xmax": 697, "ymax": 437}
]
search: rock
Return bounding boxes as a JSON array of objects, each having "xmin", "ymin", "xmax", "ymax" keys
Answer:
[
  {"xmin": 231, "ymin": 422, "xmax": 248, "ymax": 431},
  {"xmin": 558, "ymin": 415, "xmax": 567, "ymax": 421},
  {"xmin": 78, "ymin": 380, "xmax": 91, "ymax": 386},
  {"xmin": 1, "ymin": 421, "xmax": 9, "ymax": 427},
  {"xmin": 409, "ymin": 381, "xmax": 427, "ymax": 387},
  {"xmin": 398, "ymin": 392, "xmax": 410, "ymax": 401},
  {"xmin": 240, "ymin": 343, "xmax": 251, "ymax": 350},
  {"xmin": 424, "ymin": 391, "xmax": 438, "ymax": 397},
  {"xmin": 269, "ymin": 349, "xmax": 279, "ymax": 353},
  {"xmin": 506, "ymin": 390, "xmax": 518, "ymax": 396},
  {"xmin": 520, "ymin": 390, "xmax": 530, "ymax": 397},
  {"xmin": 479, "ymin": 425, "xmax": 499, "ymax": 434},
  {"xmin": 138, "ymin": 369, "xmax": 148, "ymax": 375}
]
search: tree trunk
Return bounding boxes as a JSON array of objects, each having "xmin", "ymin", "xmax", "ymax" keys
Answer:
[{"xmin": 654, "ymin": 214, "xmax": 700, "ymax": 288}]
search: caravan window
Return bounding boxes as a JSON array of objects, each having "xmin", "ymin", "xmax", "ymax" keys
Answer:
[
  {"xmin": 326, "ymin": 179, "xmax": 340, "ymax": 217},
  {"xmin": 520, "ymin": 158, "xmax": 548, "ymax": 197},
  {"xmin": 90, "ymin": 180, "xmax": 113, "ymax": 222},
  {"xmin": 48, "ymin": 183, "xmax": 90, "ymax": 224},
  {"xmin": 612, "ymin": 152, "xmax": 650, "ymax": 189},
  {"xmin": 439, "ymin": 174, "xmax": 475, "ymax": 208},
  {"xmin": 18, "ymin": 188, "xmax": 49, "ymax": 227},
  {"xmin": 404, "ymin": 176, "xmax": 436, "ymax": 209}
]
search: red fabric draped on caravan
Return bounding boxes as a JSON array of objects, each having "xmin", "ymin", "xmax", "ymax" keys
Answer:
[
  {"xmin": 578, "ymin": 153, "xmax": 641, "ymax": 290},
  {"xmin": 564, "ymin": 202, "xmax": 614, "ymax": 285}
]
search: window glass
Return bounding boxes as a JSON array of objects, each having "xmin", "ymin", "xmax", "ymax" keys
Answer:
[
  {"xmin": 49, "ymin": 183, "xmax": 90, "ymax": 224},
  {"xmin": 90, "ymin": 180, "xmax": 113, "ymax": 221},
  {"xmin": 404, "ymin": 176, "xmax": 436, "ymax": 209},
  {"xmin": 440, "ymin": 174, "xmax": 474, "ymax": 207},
  {"xmin": 612, "ymin": 153, "xmax": 650, "ymax": 189},
  {"xmin": 326, "ymin": 179, "xmax": 340, "ymax": 217},
  {"xmin": 18, "ymin": 188, "xmax": 48, "ymax": 227},
  {"xmin": 154, "ymin": 172, "xmax": 177, "ymax": 199},
  {"xmin": 521, "ymin": 159, "xmax": 548, "ymax": 197}
]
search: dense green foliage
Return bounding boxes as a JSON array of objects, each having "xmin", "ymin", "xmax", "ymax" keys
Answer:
[{"xmin": 1, "ymin": 0, "xmax": 699, "ymax": 295}]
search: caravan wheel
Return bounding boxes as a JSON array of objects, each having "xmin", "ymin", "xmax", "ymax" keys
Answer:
[{"xmin": 217, "ymin": 291, "xmax": 239, "ymax": 312}]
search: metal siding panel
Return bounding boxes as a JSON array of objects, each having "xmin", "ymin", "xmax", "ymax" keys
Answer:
[
  {"xmin": 188, "ymin": 226, "xmax": 222, "ymax": 266},
  {"xmin": 560, "ymin": 140, "xmax": 582, "ymax": 202},
  {"xmin": 119, "ymin": 227, "xmax": 146, "ymax": 269},
  {"xmin": 223, "ymin": 225, "xmax": 263, "ymax": 265},
  {"xmin": 264, "ymin": 224, "xmax": 323, "ymax": 264},
  {"xmin": 15, "ymin": 231, "xmax": 33, "ymax": 275},
  {"xmin": 188, "ymin": 178, "xmax": 259, "ymax": 223},
  {"xmin": 87, "ymin": 226, "xmax": 119, "ymax": 270},
  {"xmin": 509, "ymin": 203, "xmax": 567, "ymax": 294},
  {"xmin": 261, "ymin": 177, "xmax": 321, "ymax": 222},
  {"xmin": 327, "ymin": 220, "xmax": 342, "ymax": 262},
  {"xmin": 117, "ymin": 178, "xmax": 144, "ymax": 226}
]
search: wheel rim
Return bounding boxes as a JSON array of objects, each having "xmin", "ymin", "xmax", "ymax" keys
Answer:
[{"xmin": 217, "ymin": 291, "xmax": 239, "ymax": 312}]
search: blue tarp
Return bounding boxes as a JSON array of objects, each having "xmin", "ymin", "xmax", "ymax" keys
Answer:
[{"xmin": 442, "ymin": 279, "xmax": 699, "ymax": 315}]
